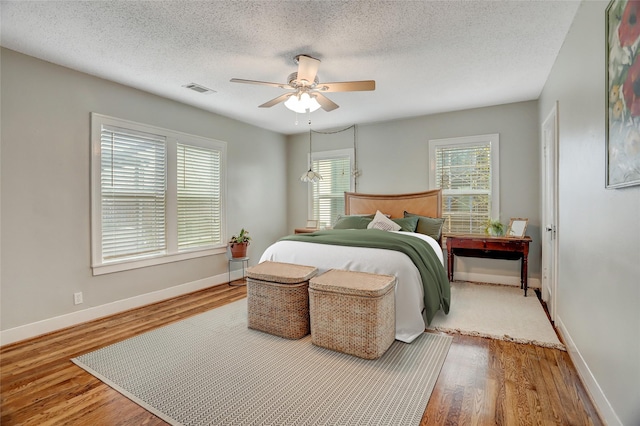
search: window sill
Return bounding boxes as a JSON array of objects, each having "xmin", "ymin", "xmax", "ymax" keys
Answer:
[{"xmin": 92, "ymin": 246, "xmax": 227, "ymax": 276}]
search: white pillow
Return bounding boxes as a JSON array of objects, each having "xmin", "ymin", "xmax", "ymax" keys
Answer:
[{"xmin": 367, "ymin": 210, "xmax": 401, "ymax": 232}]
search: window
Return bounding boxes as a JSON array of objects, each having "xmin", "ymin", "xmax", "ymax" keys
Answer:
[
  {"xmin": 308, "ymin": 149, "xmax": 354, "ymax": 228},
  {"xmin": 91, "ymin": 114, "xmax": 226, "ymax": 275},
  {"xmin": 177, "ymin": 144, "xmax": 222, "ymax": 250},
  {"xmin": 428, "ymin": 134, "xmax": 499, "ymax": 235},
  {"xmin": 99, "ymin": 125, "xmax": 167, "ymax": 261}
]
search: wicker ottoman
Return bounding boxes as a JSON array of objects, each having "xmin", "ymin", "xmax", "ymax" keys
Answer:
[
  {"xmin": 309, "ymin": 269, "xmax": 396, "ymax": 359},
  {"xmin": 246, "ymin": 261, "xmax": 318, "ymax": 339}
]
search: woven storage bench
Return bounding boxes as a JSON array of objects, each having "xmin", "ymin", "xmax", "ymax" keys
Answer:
[
  {"xmin": 309, "ymin": 269, "xmax": 396, "ymax": 359},
  {"xmin": 246, "ymin": 261, "xmax": 318, "ymax": 339}
]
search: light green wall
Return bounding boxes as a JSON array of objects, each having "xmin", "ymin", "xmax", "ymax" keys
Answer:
[
  {"xmin": 0, "ymin": 48, "xmax": 288, "ymax": 330},
  {"xmin": 287, "ymin": 101, "xmax": 542, "ymax": 280},
  {"xmin": 539, "ymin": 2, "xmax": 639, "ymax": 424}
]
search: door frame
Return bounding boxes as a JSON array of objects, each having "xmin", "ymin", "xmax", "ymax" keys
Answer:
[{"xmin": 541, "ymin": 102, "xmax": 559, "ymax": 321}]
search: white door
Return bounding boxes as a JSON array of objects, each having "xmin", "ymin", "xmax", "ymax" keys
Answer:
[{"xmin": 541, "ymin": 103, "xmax": 559, "ymax": 321}]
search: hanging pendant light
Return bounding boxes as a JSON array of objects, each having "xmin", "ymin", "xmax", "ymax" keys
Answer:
[{"xmin": 300, "ymin": 121, "xmax": 323, "ymax": 183}]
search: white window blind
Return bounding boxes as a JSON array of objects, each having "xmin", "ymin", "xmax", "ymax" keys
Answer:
[
  {"xmin": 100, "ymin": 125, "xmax": 167, "ymax": 261},
  {"xmin": 91, "ymin": 113, "xmax": 227, "ymax": 275},
  {"xmin": 310, "ymin": 151, "xmax": 353, "ymax": 228},
  {"xmin": 177, "ymin": 143, "xmax": 222, "ymax": 250},
  {"xmin": 429, "ymin": 134, "xmax": 499, "ymax": 235}
]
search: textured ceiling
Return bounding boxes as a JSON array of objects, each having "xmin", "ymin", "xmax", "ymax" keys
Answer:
[{"xmin": 1, "ymin": 1, "xmax": 580, "ymax": 135}]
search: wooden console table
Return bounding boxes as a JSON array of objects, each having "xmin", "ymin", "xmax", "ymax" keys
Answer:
[
  {"xmin": 294, "ymin": 228, "xmax": 319, "ymax": 234},
  {"xmin": 446, "ymin": 235, "xmax": 532, "ymax": 296}
]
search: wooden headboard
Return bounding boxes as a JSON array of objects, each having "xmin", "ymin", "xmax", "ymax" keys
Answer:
[{"xmin": 344, "ymin": 190, "xmax": 442, "ymax": 219}]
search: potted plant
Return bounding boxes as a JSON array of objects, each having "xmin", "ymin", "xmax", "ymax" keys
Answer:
[
  {"xmin": 229, "ymin": 228, "xmax": 251, "ymax": 258},
  {"xmin": 485, "ymin": 219, "xmax": 505, "ymax": 237}
]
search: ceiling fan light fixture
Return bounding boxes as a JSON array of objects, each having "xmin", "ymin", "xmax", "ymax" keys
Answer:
[
  {"xmin": 285, "ymin": 92, "xmax": 321, "ymax": 113},
  {"xmin": 231, "ymin": 54, "xmax": 373, "ymax": 113}
]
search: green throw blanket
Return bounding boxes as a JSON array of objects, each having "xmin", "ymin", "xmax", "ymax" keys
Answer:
[{"xmin": 281, "ymin": 229, "xmax": 450, "ymax": 324}]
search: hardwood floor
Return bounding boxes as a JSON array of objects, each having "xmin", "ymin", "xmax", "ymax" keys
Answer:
[{"xmin": 1, "ymin": 281, "xmax": 602, "ymax": 425}]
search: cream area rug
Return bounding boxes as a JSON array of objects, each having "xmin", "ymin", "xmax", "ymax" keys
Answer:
[
  {"xmin": 72, "ymin": 299, "xmax": 452, "ymax": 426},
  {"xmin": 427, "ymin": 281, "xmax": 565, "ymax": 350}
]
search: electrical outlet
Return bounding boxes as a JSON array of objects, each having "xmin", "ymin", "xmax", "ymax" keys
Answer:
[{"xmin": 74, "ymin": 292, "xmax": 83, "ymax": 305}]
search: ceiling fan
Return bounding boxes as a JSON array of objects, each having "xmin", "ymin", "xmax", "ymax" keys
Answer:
[{"xmin": 230, "ymin": 54, "xmax": 375, "ymax": 113}]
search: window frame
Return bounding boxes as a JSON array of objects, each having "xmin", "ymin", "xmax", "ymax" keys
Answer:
[
  {"xmin": 91, "ymin": 113, "xmax": 227, "ymax": 275},
  {"xmin": 428, "ymin": 133, "xmax": 500, "ymax": 235},
  {"xmin": 306, "ymin": 148, "xmax": 355, "ymax": 228}
]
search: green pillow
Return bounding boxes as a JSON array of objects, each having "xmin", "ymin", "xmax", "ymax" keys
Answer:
[
  {"xmin": 391, "ymin": 216, "xmax": 419, "ymax": 232},
  {"xmin": 404, "ymin": 211, "xmax": 445, "ymax": 240},
  {"xmin": 333, "ymin": 214, "xmax": 374, "ymax": 229}
]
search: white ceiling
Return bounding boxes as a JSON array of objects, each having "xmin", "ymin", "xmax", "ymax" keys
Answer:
[{"xmin": 1, "ymin": 1, "xmax": 580, "ymax": 135}]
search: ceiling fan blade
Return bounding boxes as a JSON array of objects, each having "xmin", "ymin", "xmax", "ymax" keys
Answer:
[
  {"xmin": 230, "ymin": 78, "xmax": 290, "ymax": 89},
  {"xmin": 313, "ymin": 93, "xmax": 339, "ymax": 112},
  {"xmin": 258, "ymin": 93, "xmax": 293, "ymax": 108},
  {"xmin": 316, "ymin": 80, "xmax": 376, "ymax": 92},
  {"xmin": 296, "ymin": 55, "xmax": 320, "ymax": 86}
]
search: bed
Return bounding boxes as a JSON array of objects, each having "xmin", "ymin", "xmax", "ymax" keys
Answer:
[{"xmin": 260, "ymin": 190, "xmax": 450, "ymax": 343}]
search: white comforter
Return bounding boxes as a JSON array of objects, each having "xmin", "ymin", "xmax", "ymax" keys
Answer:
[{"xmin": 259, "ymin": 231, "xmax": 443, "ymax": 343}]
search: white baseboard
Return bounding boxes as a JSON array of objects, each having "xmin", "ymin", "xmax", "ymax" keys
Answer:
[
  {"xmin": 453, "ymin": 271, "xmax": 541, "ymax": 289},
  {"xmin": 0, "ymin": 270, "xmax": 242, "ymax": 346},
  {"xmin": 556, "ymin": 316, "xmax": 621, "ymax": 426}
]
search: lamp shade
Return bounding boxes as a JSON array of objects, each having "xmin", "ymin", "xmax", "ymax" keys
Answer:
[
  {"xmin": 300, "ymin": 169, "xmax": 323, "ymax": 183},
  {"xmin": 285, "ymin": 92, "xmax": 321, "ymax": 113}
]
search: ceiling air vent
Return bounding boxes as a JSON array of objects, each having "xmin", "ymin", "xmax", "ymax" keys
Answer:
[{"xmin": 183, "ymin": 83, "xmax": 216, "ymax": 94}]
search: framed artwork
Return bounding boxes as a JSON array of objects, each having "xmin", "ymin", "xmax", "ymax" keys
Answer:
[
  {"xmin": 305, "ymin": 219, "xmax": 319, "ymax": 229},
  {"xmin": 506, "ymin": 218, "xmax": 528, "ymax": 238},
  {"xmin": 606, "ymin": 0, "xmax": 640, "ymax": 188}
]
